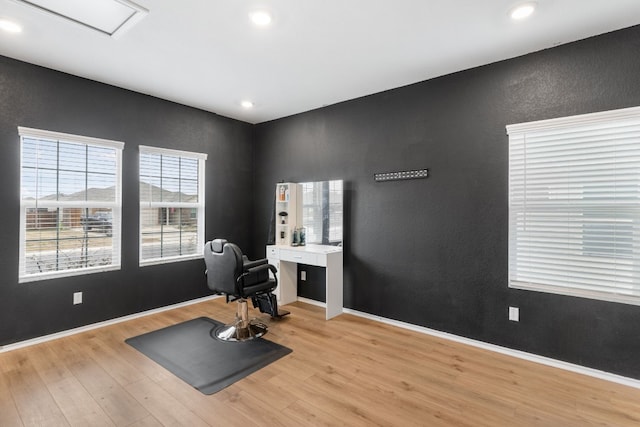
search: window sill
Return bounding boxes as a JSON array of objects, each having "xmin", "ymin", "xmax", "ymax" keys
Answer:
[
  {"xmin": 139, "ymin": 254, "xmax": 204, "ymax": 268},
  {"xmin": 19, "ymin": 265, "xmax": 121, "ymax": 284},
  {"xmin": 510, "ymin": 281, "xmax": 640, "ymax": 307}
]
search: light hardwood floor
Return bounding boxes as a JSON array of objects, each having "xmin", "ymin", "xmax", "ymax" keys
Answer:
[{"xmin": 1, "ymin": 298, "xmax": 640, "ymax": 426}]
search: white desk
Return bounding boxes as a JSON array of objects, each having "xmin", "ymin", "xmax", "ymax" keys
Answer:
[{"xmin": 267, "ymin": 244, "xmax": 343, "ymax": 320}]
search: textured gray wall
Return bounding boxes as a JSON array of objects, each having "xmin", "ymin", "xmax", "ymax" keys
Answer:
[
  {"xmin": 0, "ymin": 55, "xmax": 254, "ymax": 345},
  {"xmin": 253, "ymin": 25, "xmax": 640, "ymax": 378}
]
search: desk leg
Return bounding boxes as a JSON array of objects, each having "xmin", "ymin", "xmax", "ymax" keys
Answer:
[
  {"xmin": 277, "ymin": 260, "xmax": 297, "ymax": 305},
  {"xmin": 325, "ymin": 254, "xmax": 343, "ymax": 320}
]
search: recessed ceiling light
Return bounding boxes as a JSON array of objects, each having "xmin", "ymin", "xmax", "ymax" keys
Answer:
[
  {"xmin": 0, "ymin": 19, "xmax": 22, "ymax": 33},
  {"xmin": 241, "ymin": 100, "xmax": 254, "ymax": 109},
  {"xmin": 510, "ymin": 2, "xmax": 537, "ymax": 20},
  {"xmin": 249, "ymin": 10, "xmax": 272, "ymax": 27}
]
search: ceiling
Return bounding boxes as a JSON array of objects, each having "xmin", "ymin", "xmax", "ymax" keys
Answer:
[{"xmin": 1, "ymin": 1, "xmax": 640, "ymax": 124}]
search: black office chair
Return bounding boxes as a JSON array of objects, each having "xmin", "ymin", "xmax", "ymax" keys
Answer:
[{"xmin": 204, "ymin": 239, "xmax": 289, "ymax": 341}]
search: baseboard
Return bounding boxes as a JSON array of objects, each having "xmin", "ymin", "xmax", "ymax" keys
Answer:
[
  {"xmin": 296, "ymin": 296, "xmax": 326, "ymax": 308},
  {"xmin": 0, "ymin": 295, "xmax": 220, "ymax": 353},
  {"xmin": 6, "ymin": 296, "xmax": 638, "ymax": 391},
  {"xmin": 342, "ymin": 308, "xmax": 640, "ymax": 391}
]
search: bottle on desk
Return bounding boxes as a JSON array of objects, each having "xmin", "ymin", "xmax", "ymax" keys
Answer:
[
  {"xmin": 299, "ymin": 227, "xmax": 306, "ymax": 246},
  {"xmin": 291, "ymin": 228, "xmax": 300, "ymax": 246}
]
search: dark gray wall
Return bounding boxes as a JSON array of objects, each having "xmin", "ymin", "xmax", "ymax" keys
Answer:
[
  {"xmin": 253, "ymin": 25, "xmax": 640, "ymax": 379},
  {"xmin": 0, "ymin": 55, "xmax": 254, "ymax": 345},
  {"xmin": 3, "ymin": 25, "xmax": 640, "ymax": 380}
]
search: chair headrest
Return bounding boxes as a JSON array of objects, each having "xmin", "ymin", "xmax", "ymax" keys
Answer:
[{"xmin": 211, "ymin": 239, "xmax": 228, "ymax": 253}]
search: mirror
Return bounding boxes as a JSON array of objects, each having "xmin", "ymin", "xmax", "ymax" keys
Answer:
[{"xmin": 300, "ymin": 180, "xmax": 343, "ymax": 245}]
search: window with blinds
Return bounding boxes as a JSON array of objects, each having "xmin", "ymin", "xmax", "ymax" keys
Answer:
[
  {"xmin": 507, "ymin": 106, "xmax": 640, "ymax": 305},
  {"xmin": 139, "ymin": 146, "xmax": 207, "ymax": 265},
  {"xmin": 18, "ymin": 127, "xmax": 124, "ymax": 283}
]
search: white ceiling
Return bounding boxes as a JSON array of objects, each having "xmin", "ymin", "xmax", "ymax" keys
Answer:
[{"xmin": 1, "ymin": 0, "xmax": 640, "ymax": 124}]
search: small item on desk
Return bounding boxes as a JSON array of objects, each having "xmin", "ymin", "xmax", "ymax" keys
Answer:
[
  {"xmin": 299, "ymin": 226, "xmax": 306, "ymax": 246},
  {"xmin": 278, "ymin": 211, "xmax": 288, "ymax": 224},
  {"xmin": 292, "ymin": 228, "xmax": 299, "ymax": 246}
]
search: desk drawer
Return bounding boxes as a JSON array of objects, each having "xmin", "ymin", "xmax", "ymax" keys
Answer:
[
  {"xmin": 280, "ymin": 249, "xmax": 318, "ymax": 266},
  {"xmin": 267, "ymin": 246, "xmax": 280, "ymax": 258}
]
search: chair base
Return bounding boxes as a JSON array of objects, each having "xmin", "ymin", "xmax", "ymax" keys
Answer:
[
  {"xmin": 213, "ymin": 319, "xmax": 268, "ymax": 342},
  {"xmin": 213, "ymin": 298, "xmax": 268, "ymax": 342}
]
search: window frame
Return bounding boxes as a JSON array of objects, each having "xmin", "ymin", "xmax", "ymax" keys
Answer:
[
  {"xmin": 18, "ymin": 127, "xmax": 124, "ymax": 283},
  {"xmin": 138, "ymin": 145, "xmax": 207, "ymax": 266},
  {"xmin": 506, "ymin": 106, "xmax": 640, "ymax": 306}
]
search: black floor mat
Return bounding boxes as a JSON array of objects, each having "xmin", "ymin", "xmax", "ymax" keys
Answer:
[{"xmin": 125, "ymin": 317, "xmax": 292, "ymax": 394}]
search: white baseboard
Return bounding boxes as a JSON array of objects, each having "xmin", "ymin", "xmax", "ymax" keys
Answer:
[
  {"xmin": 296, "ymin": 296, "xmax": 327, "ymax": 308},
  {"xmin": 342, "ymin": 308, "xmax": 640, "ymax": 391},
  {"xmin": 0, "ymin": 295, "xmax": 220, "ymax": 353},
  {"xmin": 5, "ymin": 295, "xmax": 638, "ymax": 391}
]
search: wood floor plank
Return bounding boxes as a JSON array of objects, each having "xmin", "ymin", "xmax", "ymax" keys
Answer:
[
  {"xmin": 126, "ymin": 415, "xmax": 164, "ymax": 427},
  {"xmin": 28, "ymin": 343, "xmax": 115, "ymax": 426},
  {"xmin": 1, "ymin": 350, "xmax": 70, "ymax": 426},
  {"xmin": 48, "ymin": 335, "xmax": 150, "ymax": 426},
  {"xmin": 154, "ymin": 375, "xmax": 257, "ymax": 427},
  {"xmin": 0, "ymin": 355, "xmax": 25, "ymax": 427},
  {"xmin": 2, "ymin": 298, "xmax": 640, "ymax": 426},
  {"xmin": 125, "ymin": 378, "xmax": 209, "ymax": 427},
  {"xmin": 281, "ymin": 399, "xmax": 349, "ymax": 427}
]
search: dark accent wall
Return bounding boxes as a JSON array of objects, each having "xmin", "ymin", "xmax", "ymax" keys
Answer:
[
  {"xmin": 253, "ymin": 25, "xmax": 640, "ymax": 379},
  {"xmin": 0, "ymin": 55, "xmax": 254, "ymax": 345}
]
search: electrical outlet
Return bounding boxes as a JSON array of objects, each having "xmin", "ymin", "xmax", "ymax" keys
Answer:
[
  {"xmin": 300, "ymin": 271, "xmax": 306, "ymax": 281},
  {"xmin": 73, "ymin": 292, "xmax": 83, "ymax": 305},
  {"xmin": 509, "ymin": 306, "xmax": 519, "ymax": 322}
]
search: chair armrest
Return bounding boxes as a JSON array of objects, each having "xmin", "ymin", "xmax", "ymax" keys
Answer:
[
  {"xmin": 243, "ymin": 258, "xmax": 268, "ymax": 270},
  {"xmin": 245, "ymin": 263, "xmax": 276, "ymax": 275},
  {"xmin": 237, "ymin": 263, "xmax": 278, "ymax": 283}
]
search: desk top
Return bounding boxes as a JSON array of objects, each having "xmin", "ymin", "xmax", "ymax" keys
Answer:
[{"xmin": 267, "ymin": 244, "xmax": 342, "ymax": 255}]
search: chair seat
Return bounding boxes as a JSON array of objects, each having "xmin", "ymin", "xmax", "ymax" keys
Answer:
[{"xmin": 242, "ymin": 278, "xmax": 277, "ymax": 298}]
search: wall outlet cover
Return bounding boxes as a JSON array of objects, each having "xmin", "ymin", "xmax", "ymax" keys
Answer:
[
  {"xmin": 509, "ymin": 306, "xmax": 519, "ymax": 322},
  {"xmin": 73, "ymin": 292, "xmax": 83, "ymax": 305}
]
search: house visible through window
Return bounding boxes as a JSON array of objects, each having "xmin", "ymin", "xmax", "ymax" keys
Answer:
[
  {"xmin": 18, "ymin": 127, "xmax": 124, "ymax": 282},
  {"xmin": 506, "ymin": 106, "xmax": 640, "ymax": 305},
  {"xmin": 139, "ymin": 146, "xmax": 207, "ymax": 265}
]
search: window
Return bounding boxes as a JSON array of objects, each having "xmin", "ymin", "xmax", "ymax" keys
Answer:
[
  {"xmin": 507, "ymin": 106, "xmax": 640, "ymax": 305},
  {"xmin": 139, "ymin": 146, "xmax": 207, "ymax": 265},
  {"xmin": 19, "ymin": 127, "xmax": 123, "ymax": 282}
]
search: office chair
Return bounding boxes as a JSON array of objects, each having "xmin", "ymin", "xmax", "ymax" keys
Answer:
[{"xmin": 204, "ymin": 239, "xmax": 289, "ymax": 341}]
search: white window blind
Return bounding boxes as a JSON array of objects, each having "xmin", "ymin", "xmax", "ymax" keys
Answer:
[
  {"xmin": 139, "ymin": 145, "xmax": 207, "ymax": 266},
  {"xmin": 18, "ymin": 127, "xmax": 124, "ymax": 282},
  {"xmin": 507, "ymin": 106, "xmax": 640, "ymax": 305}
]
